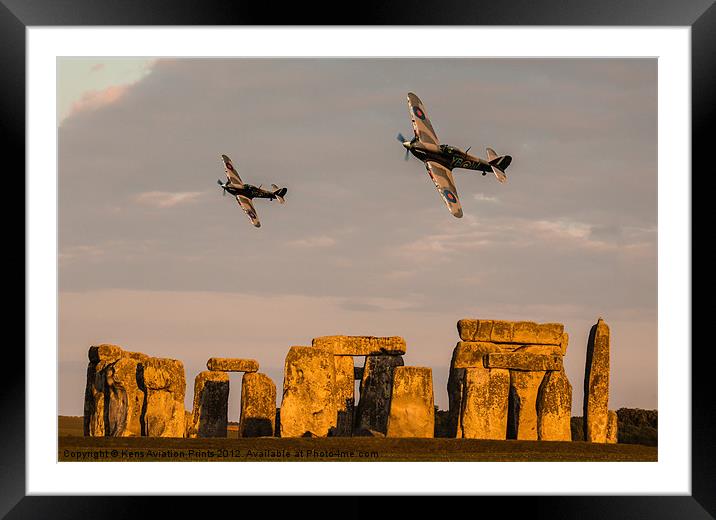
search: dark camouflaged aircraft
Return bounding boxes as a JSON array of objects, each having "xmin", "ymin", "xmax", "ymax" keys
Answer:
[
  {"xmin": 217, "ymin": 154, "xmax": 287, "ymax": 228},
  {"xmin": 398, "ymin": 92, "xmax": 512, "ymax": 218}
]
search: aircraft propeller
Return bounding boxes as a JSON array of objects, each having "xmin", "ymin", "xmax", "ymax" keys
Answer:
[
  {"xmin": 396, "ymin": 132, "xmax": 410, "ymax": 161},
  {"xmin": 217, "ymin": 179, "xmax": 226, "ymax": 196}
]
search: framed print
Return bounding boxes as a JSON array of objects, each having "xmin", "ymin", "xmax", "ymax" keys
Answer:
[{"xmin": 8, "ymin": 0, "xmax": 709, "ymax": 516}]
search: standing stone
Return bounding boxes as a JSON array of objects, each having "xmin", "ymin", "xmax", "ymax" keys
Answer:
[
  {"xmin": 459, "ymin": 366, "xmax": 510, "ymax": 439},
  {"xmin": 606, "ymin": 410, "xmax": 618, "ymax": 444},
  {"xmin": 106, "ymin": 357, "xmax": 145, "ymax": 437},
  {"xmin": 239, "ymin": 372, "xmax": 276, "ymax": 437},
  {"xmin": 386, "ymin": 367, "xmax": 435, "ymax": 438},
  {"xmin": 142, "ymin": 357, "xmax": 186, "ymax": 437},
  {"xmin": 354, "ymin": 354, "xmax": 404, "ymax": 435},
  {"xmin": 187, "ymin": 371, "xmax": 229, "ymax": 438},
  {"xmin": 507, "ymin": 371, "xmax": 546, "ymax": 440},
  {"xmin": 84, "ymin": 345, "xmax": 123, "ymax": 436},
  {"xmin": 280, "ymin": 347, "xmax": 337, "ymax": 438},
  {"xmin": 447, "ymin": 341, "xmax": 501, "ymax": 437},
  {"xmin": 583, "ymin": 318, "xmax": 610, "ymax": 442},
  {"xmin": 332, "ymin": 356, "xmax": 355, "ymax": 436},
  {"xmin": 536, "ymin": 368, "xmax": 572, "ymax": 441}
]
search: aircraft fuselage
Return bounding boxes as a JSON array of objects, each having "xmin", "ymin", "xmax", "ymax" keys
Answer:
[
  {"xmin": 407, "ymin": 140, "xmax": 493, "ymax": 173},
  {"xmin": 222, "ymin": 183, "xmax": 277, "ymax": 200}
]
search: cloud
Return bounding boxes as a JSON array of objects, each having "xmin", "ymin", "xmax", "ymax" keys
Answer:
[
  {"xmin": 473, "ymin": 193, "xmax": 500, "ymax": 203},
  {"xmin": 132, "ymin": 191, "xmax": 202, "ymax": 208},
  {"xmin": 68, "ymin": 85, "xmax": 130, "ymax": 117},
  {"xmin": 90, "ymin": 63, "xmax": 105, "ymax": 73},
  {"xmin": 395, "ymin": 216, "xmax": 655, "ymax": 261},
  {"xmin": 286, "ymin": 235, "xmax": 336, "ymax": 248}
]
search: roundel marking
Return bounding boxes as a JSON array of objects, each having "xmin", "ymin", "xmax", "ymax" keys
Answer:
[
  {"xmin": 413, "ymin": 106, "xmax": 426, "ymax": 120},
  {"xmin": 443, "ymin": 189, "xmax": 457, "ymax": 203}
]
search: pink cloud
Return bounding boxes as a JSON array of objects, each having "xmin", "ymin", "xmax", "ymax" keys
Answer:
[
  {"xmin": 90, "ymin": 63, "xmax": 105, "ymax": 72},
  {"xmin": 69, "ymin": 84, "xmax": 129, "ymax": 117}
]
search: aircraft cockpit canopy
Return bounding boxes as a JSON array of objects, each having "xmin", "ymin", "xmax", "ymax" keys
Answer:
[{"xmin": 440, "ymin": 144, "xmax": 458, "ymax": 155}]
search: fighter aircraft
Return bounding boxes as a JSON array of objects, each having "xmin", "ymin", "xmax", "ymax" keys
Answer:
[
  {"xmin": 217, "ymin": 154, "xmax": 287, "ymax": 228},
  {"xmin": 397, "ymin": 92, "xmax": 512, "ymax": 218}
]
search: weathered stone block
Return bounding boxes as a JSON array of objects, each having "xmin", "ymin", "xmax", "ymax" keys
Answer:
[
  {"xmin": 354, "ymin": 354, "xmax": 403, "ymax": 435},
  {"xmin": 452, "ymin": 341, "xmax": 502, "ymax": 368},
  {"xmin": 536, "ymin": 368, "xmax": 572, "ymax": 441},
  {"xmin": 280, "ymin": 346, "xmax": 337, "ymax": 438},
  {"xmin": 606, "ymin": 410, "xmax": 618, "ymax": 444},
  {"xmin": 536, "ymin": 323, "xmax": 565, "ymax": 345},
  {"xmin": 142, "ymin": 357, "xmax": 186, "ymax": 437},
  {"xmin": 206, "ymin": 357, "xmax": 259, "ymax": 373},
  {"xmin": 485, "ymin": 352, "xmax": 562, "ymax": 372},
  {"xmin": 106, "ymin": 357, "xmax": 144, "ymax": 437},
  {"xmin": 512, "ymin": 321, "xmax": 540, "ymax": 344},
  {"xmin": 332, "ymin": 356, "xmax": 355, "ymax": 436},
  {"xmin": 386, "ymin": 367, "xmax": 434, "ymax": 438},
  {"xmin": 84, "ymin": 344, "xmax": 145, "ymax": 437},
  {"xmin": 513, "ymin": 344, "xmax": 563, "ymax": 356},
  {"xmin": 239, "ymin": 372, "xmax": 276, "ymax": 437},
  {"xmin": 491, "ymin": 320, "xmax": 515, "ymax": 343},
  {"xmin": 312, "ymin": 336, "xmax": 406, "ymax": 356},
  {"xmin": 457, "ymin": 320, "xmax": 493, "ymax": 342},
  {"xmin": 448, "ymin": 341, "xmax": 502, "ymax": 436},
  {"xmin": 583, "ymin": 318, "xmax": 610, "ymax": 442},
  {"xmin": 459, "ymin": 366, "xmax": 510, "ymax": 439},
  {"xmin": 507, "ymin": 371, "xmax": 546, "ymax": 440},
  {"xmin": 187, "ymin": 370, "xmax": 229, "ymax": 438},
  {"xmin": 457, "ymin": 320, "xmax": 564, "ymax": 345},
  {"xmin": 88, "ymin": 344, "xmax": 123, "ymax": 364},
  {"xmin": 559, "ymin": 333, "xmax": 569, "ymax": 355}
]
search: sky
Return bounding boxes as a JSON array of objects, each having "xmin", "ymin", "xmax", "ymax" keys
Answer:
[{"xmin": 58, "ymin": 58, "xmax": 657, "ymax": 420}]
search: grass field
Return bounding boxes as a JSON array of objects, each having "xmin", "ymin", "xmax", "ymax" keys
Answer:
[{"xmin": 59, "ymin": 416, "xmax": 657, "ymax": 462}]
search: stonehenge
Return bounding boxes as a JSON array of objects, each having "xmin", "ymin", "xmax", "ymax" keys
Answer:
[
  {"xmin": 354, "ymin": 354, "xmax": 404, "ymax": 436},
  {"xmin": 83, "ymin": 345, "xmax": 184, "ymax": 438},
  {"xmin": 186, "ymin": 371, "xmax": 229, "ymax": 438},
  {"xmin": 536, "ymin": 368, "xmax": 573, "ymax": 441},
  {"xmin": 280, "ymin": 346, "xmax": 337, "ymax": 437},
  {"xmin": 386, "ymin": 367, "xmax": 435, "ymax": 438},
  {"xmin": 142, "ymin": 357, "xmax": 186, "ymax": 437},
  {"xmin": 83, "ymin": 316, "xmax": 614, "ymax": 444},
  {"xmin": 312, "ymin": 335, "xmax": 406, "ymax": 356},
  {"xmin": 448, "ymin": 319, "xmax": 573, "ymax": 441},
  {"xmin": 188, "ymin": 358, "xmax": 267, "ymax": 438},
  {"xmin": 583, "ymin": 318, "xmax": 611, "ymax": 442},
  {"xmin": 239, "ymin": 372, "xmax": 276, "ymax": 437}
]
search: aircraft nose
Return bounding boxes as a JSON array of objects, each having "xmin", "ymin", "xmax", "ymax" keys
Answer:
[{"xmin": 402, "ymin": 141, "xmax": 410, "ymax": 149}]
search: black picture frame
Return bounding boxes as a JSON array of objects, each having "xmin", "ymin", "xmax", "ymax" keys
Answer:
[{"xmin": 7, "ymin": 0, "xmax": 708, "ymax": 516}]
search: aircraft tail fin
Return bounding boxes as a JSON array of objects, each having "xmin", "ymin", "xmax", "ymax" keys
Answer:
[
  {"xmin": 486, "ymin": 147, "xmax": 512, "ymax": 181},
  {"xmin": 490, "ymin": 164, "xmax": 507, "ymax": 183},
  {"xmin": 272, "ymin": 184, "xmax": 287, "ymax": 204}
]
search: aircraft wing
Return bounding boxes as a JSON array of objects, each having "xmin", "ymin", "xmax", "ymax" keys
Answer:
[
  {"xmin": 425, "ymin": 161, "xmax": 463, "ymax": 218},
  {"xmin": 221, "ymin": 154, "xmax": 244, "ymax": 186},
  {"xmin": 236, "ymin": 195, "xmax": 261, "ymax": 227},
  {"xmin": 407, "ymin": 92, "xmax": 440, "ymax": 146}
]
